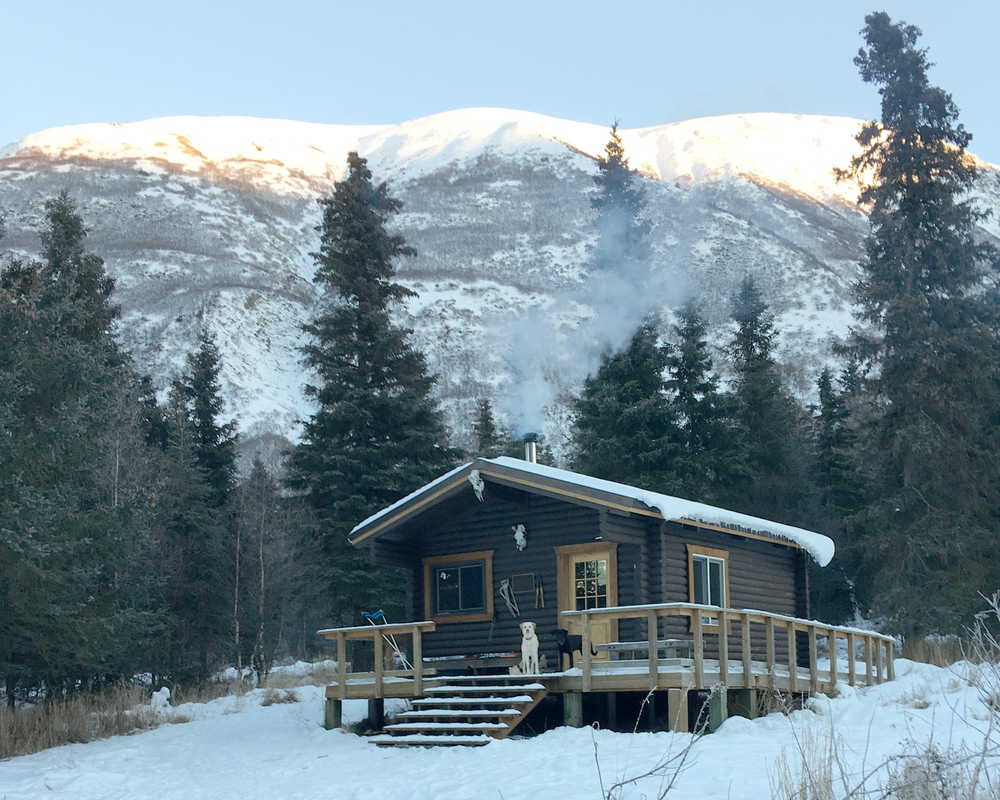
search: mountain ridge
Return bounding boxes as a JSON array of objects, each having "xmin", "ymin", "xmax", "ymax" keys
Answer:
[{"xmin": 3, "ymin": 109, "xmax": 998, "ymax": 460}]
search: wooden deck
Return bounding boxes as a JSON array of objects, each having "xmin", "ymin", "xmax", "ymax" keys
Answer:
[{"xmin": 319, "ymin": 602, "xmax": 895, "ymax": 702}]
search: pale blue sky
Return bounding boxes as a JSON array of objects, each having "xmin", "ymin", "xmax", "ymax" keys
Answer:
[{"xmin": 4, "ymin": 0, "xmax": 998, "ymax": 162}]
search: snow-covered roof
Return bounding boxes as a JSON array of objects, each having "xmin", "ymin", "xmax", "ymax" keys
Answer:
[
  {"xmin": 484, "ymin": 457, "xmax": 834, "ymax": 565},
  {"xmin": 350, "ymin": 456, "xmax": 834, "ymax": 566}
]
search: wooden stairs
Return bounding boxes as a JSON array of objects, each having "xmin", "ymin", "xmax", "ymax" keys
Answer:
[{"xmin": 369, "ymin": 674, "xmax": 549, "ymax": 748}]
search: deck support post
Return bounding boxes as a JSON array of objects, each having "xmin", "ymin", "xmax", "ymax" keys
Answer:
[
  {"xmin": 563, "ymin": 692, "xmax": 583, "ymax": 728},
  {"xmin": 846, "ymin": 631, "xmax": 856, "ymax": 687},
  {"xmin": 324, "ymin": 697, "xmax": 343, "ymax": 730},
  {"xmin": 667, "ymin": 688, "xmax": 688, "ymax": 733},
  {"xmin": 367, "ymin": 698, "xmax": 384, "ymax": 730},
  {"xmin": 728, "ymin": 688, "xmax": 758, "ymax": 720},
  {"xmin": 707, "ymin": 689, "xmax": 727, "ymax": 733}
]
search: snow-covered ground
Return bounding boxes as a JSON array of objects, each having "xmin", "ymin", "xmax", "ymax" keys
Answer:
[{"xmin": 1, "ymin": 659, "xmax": 996, "ymax": 800}]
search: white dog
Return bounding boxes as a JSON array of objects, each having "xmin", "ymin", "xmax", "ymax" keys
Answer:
[{"xmin": 519, "ymin": 620, "xmax": 539, "ymax": 675}]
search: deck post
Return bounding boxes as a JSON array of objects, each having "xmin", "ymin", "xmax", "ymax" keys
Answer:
[
  {"xmin": 581, "ymin": 612, "xmax": 592, "ymax": 693},
  {"xmin": 765, "ymin": 616, "xmax": 776, "ymax": 688},
  {"xmin": 648, "ymin": 609, "xmax": 658, "ymax": 691},
  {"xmin": 667, "ymin": 688, "xmax": 688, "ymax": 733},
  {"xmin": 693, "ymin": 613, "xmax": 705, "ymax": 689},
  {"xmin": 336, "ymin": 633, "xmax": 347, "ymax": 701},
  {"xmin": 786, "ymin": 622, "xmax": 797, "ymax": 693},
  {"xmin": 887, "ymin": 639, "xmax": 895, "ymax": 681},
  {"xmin": 413, "ymin": 627, "xmax": 423, "ymax": 697},
  {"xmin": 846, "ymin": 631, "xmax": 856, "ymax": 687},
  {"xmin": 707, "ymin": 689, "xmax": 727, "ymax": 733},
  {"xmin": 808, "ymin": 625, "xmax": 818, "ymax": 695},
  {"xmin": 875, "ymin": 637, "xmax": 884, "ymax": 684},
  {"xmin": 829, "ymin": 629, "xmax": 838, "ymax": 689},
  {"xmin": 367, "ymin": 698, "xmax": 384, "ymax": 730},
  {"xmin": 563, "ymin": 692, "xmax": 583, "ymax": 727},
  {"xmin": 740, "ymin": 614, "xmax": 752, "ymax": 690},
  {"xmin": 718, "ymin": 610, "xmax": 729, "ymax": 685},
  {"xmin": 864, "ymin": 636, "xmax": 873, "ymax": 686},
  {"xmin": 373, "ymin": 628, "xmax": 384, "ymax": 699},
  {"xmin": 324, "ymin": 697, "xmax": 342, "ymax": 730}
]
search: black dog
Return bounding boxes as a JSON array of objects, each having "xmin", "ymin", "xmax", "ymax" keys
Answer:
[{"xmin": 552, "ymin": 627, "xmax": 598, "ymax": 670}]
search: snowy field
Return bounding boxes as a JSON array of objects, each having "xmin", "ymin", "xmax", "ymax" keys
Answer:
[{"xmin": 1, "ymin": 659, "xmax": 996, "ymax": 800}]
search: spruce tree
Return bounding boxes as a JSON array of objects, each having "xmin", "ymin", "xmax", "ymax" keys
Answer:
[
  {"xmin": 571, "ymin": 319, "xmax": 680, "ymax": 490},
  {"xmin": 157, "ymin": 382, "xmax": 228, "ymax": 683},
  {"xmin": 590, "ymin": 122, "xmax": 652, "ymax": 275},
  {"xmin": 178, "ymin": 329, "xmax": 238, "ymax": 508},
  {"xmin": 472, "ymin": 398, "xmax": 504, "ymax": 457},
  {"xmin": 837, "ymin": 13, "xmax": 1000, "ymax": 632},
  {"xmin": 287, "ymin": 152, "xmax": 457, "ymax": 629},
  {"xmin": 0, "ymin": 195, "xmax": 165, "ymax": 694},
  {"xmin": 725, "ymin": 276, "xmax": 811, "ymax": 520},
  {"xmin": 664, "ymin": 300, "xmax": 735, "ymax": 501}
]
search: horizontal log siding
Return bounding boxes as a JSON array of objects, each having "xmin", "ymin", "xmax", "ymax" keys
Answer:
[
  {"xmin": 658, "ymin": 522, "xmax": 800, "ymax": 664},
  {"xmin": 411, "ymin": 490, "xmax": 603, "ymax": 669},
  {"xmin": 600, "ymin": 509, "xmax": 655, "ymax": 642}
]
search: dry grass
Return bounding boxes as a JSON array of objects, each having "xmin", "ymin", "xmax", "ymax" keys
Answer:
[
  {"xmin": 0, "ymin": 685, "xmax": 157, "ymax": 760},
  {"xmin": 901, "ymin": 635, "xmax": 966, "ymax": 667},
  {"xmin": 260, "ymin": 688, "xmax": 298, "ymax": 706}
]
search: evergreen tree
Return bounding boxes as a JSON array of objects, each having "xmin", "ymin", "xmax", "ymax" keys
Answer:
[
  {"xmin": 837, "ymin": 13, "xmax": 1000, "ymax": 632},
  {"xmin": 571, "ymin": 319, "xmax": 680, "ymax": 490},
  {"xmin": 287, "ymin": 152, "xmax": 457, "ymax": 630},
  {"xmin": 664, "ymin": 300, "xmax": 735, "ymax": 501},
  {"xmin": 472, "ymin": 398, "xmax": 504, "ymax": 457},
  {"xmin": 590, "ymin": 122, "xmax": 652, "ymax": 275},
  {"xmin": 157, "ymin": 383, "xmax": 228, "ymax": 683},
  {"xmin": 178, "ymin": 329, "xmax": 238, "ymax": 508},
  {"xmin": 0, "ymin": 195, "xmax": 165, "ymax": 696},
  {"xmin": 725, "ymin": 276, "xmax": 811, "ymax": 520}
]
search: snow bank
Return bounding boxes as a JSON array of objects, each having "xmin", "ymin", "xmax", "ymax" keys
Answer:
[{"xmin": 1, "ymin": 659, "xmax": 996, "ymax": 799}]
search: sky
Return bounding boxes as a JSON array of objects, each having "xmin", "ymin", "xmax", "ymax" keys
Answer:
[{"xmin": 3, "ymin": 0, "xmax": 999, "ymax": 164}]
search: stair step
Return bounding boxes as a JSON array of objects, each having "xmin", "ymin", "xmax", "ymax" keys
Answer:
[
  {"xmin": 398, "ymin": 709, "xmax": 521, "ymax": 719},
  {"xmin": 425, "ymin": 683, "xmax": 544, "ymax": 694},
  {"xmin": 371, "ymin": 734, "xmax": 491, "ymax": 747},
  {"xmin": 385, "ymin": 722, "xmax": 508, "ymax": 732},
  {"xmin": 412, "ymin": 695, "xmax": 534, "ymax": 706}
]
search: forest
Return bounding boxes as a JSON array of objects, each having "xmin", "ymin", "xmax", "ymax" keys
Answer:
[{"xmin": 1, "ymin": 11, "xmax": 998, "ymax": 713}]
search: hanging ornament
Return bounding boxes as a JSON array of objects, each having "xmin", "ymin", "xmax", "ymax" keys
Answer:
[
  {"xmin": 468, "ymin": 470, "xmax": 485, "ymax": 502},
  {"xmin": 512, "ymin": 523, "xmax": 527, "ymax": 552}
]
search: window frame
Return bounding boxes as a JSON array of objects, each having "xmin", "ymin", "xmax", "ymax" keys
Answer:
[
  {"xmin": 686, "ymin": 544, "xmax": 730, "ymax": 632},
  {"xmin": 422, "ymin": 549, "xmax": 494, "ymax": 624}
]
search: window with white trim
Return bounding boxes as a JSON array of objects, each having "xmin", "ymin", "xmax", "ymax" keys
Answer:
[{"xmin": 687, "ymin": 544, "xmax": 729, "ymax": 628}]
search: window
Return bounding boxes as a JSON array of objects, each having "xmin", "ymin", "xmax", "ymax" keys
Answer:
[
  {"xmin": 574, "ymin": 558, "xmax": 609, "ymax": 610},
  {"xmin": 422, "ymin": 550, "xmax": 494, "ymax": 624},
  {"xmin": 436, "ymin": 561, "xmax": 484, "ymax": 613},
  {"xmin": 686, "ymin": 544, "xmax": 729, "ymax": 629}
]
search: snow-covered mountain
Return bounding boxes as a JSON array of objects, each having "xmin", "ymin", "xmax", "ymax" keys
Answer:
[{"xmin": 2, "ymin": 109, "xmax": 999, "ymax": 459}]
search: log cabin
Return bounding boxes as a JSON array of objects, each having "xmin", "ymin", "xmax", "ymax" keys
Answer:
[{"xmin": 320, "ymin": 451, "xmax": 893, "ymax": 746}]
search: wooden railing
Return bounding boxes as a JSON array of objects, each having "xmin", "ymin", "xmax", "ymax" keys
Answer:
[
  {"xmin": 317, "ymin": 620, "xmax": 436, "ymax": 699},
  {"xmin": 560, "ymin": 603, "xmax": 896, "ymax": 694}
]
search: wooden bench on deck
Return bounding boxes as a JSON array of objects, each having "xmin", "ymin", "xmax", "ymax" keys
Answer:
[
  {"xmin": 596, "ymin": 638, "xmax": 694, "ymax": 661},
  {"xmin": 422, "ymin": 652, "xmax": 521, "ymax": 674}
]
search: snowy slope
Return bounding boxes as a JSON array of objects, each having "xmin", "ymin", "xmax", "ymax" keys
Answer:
[
  {"xmin": 2, "ymin": 110, "xmax": 999, "ymax": 458},
  {"xmin": 0, "ymin": 659, "xmax": 996, "ymax": 799}
]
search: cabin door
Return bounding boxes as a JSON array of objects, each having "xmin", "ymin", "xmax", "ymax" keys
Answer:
[{"xmin": 555, "ymin": 544, "xmax": 618, "ymax": 666}]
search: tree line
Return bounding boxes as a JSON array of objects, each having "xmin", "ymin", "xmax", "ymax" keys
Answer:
[{"xmin": 1, "ymin": 11, "xmax": 997, "ymax": 705}]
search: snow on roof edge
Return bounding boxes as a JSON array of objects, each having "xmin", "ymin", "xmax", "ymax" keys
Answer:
[
  {"xmin": 349, "ymin": 461, "xmax": 473, "ymax": 538},
  {"xmin": 349, "ymin": 457, "xmax": 835, "ymax": 566},
  {"xmin": 484, "ymin": 457, "xmax": 835, "ymax": 566}
]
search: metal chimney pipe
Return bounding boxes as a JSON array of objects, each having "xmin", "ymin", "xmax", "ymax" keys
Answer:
[{"xmin": 523, "ymin": 433, "xmax": 538, "ymax": 464}]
